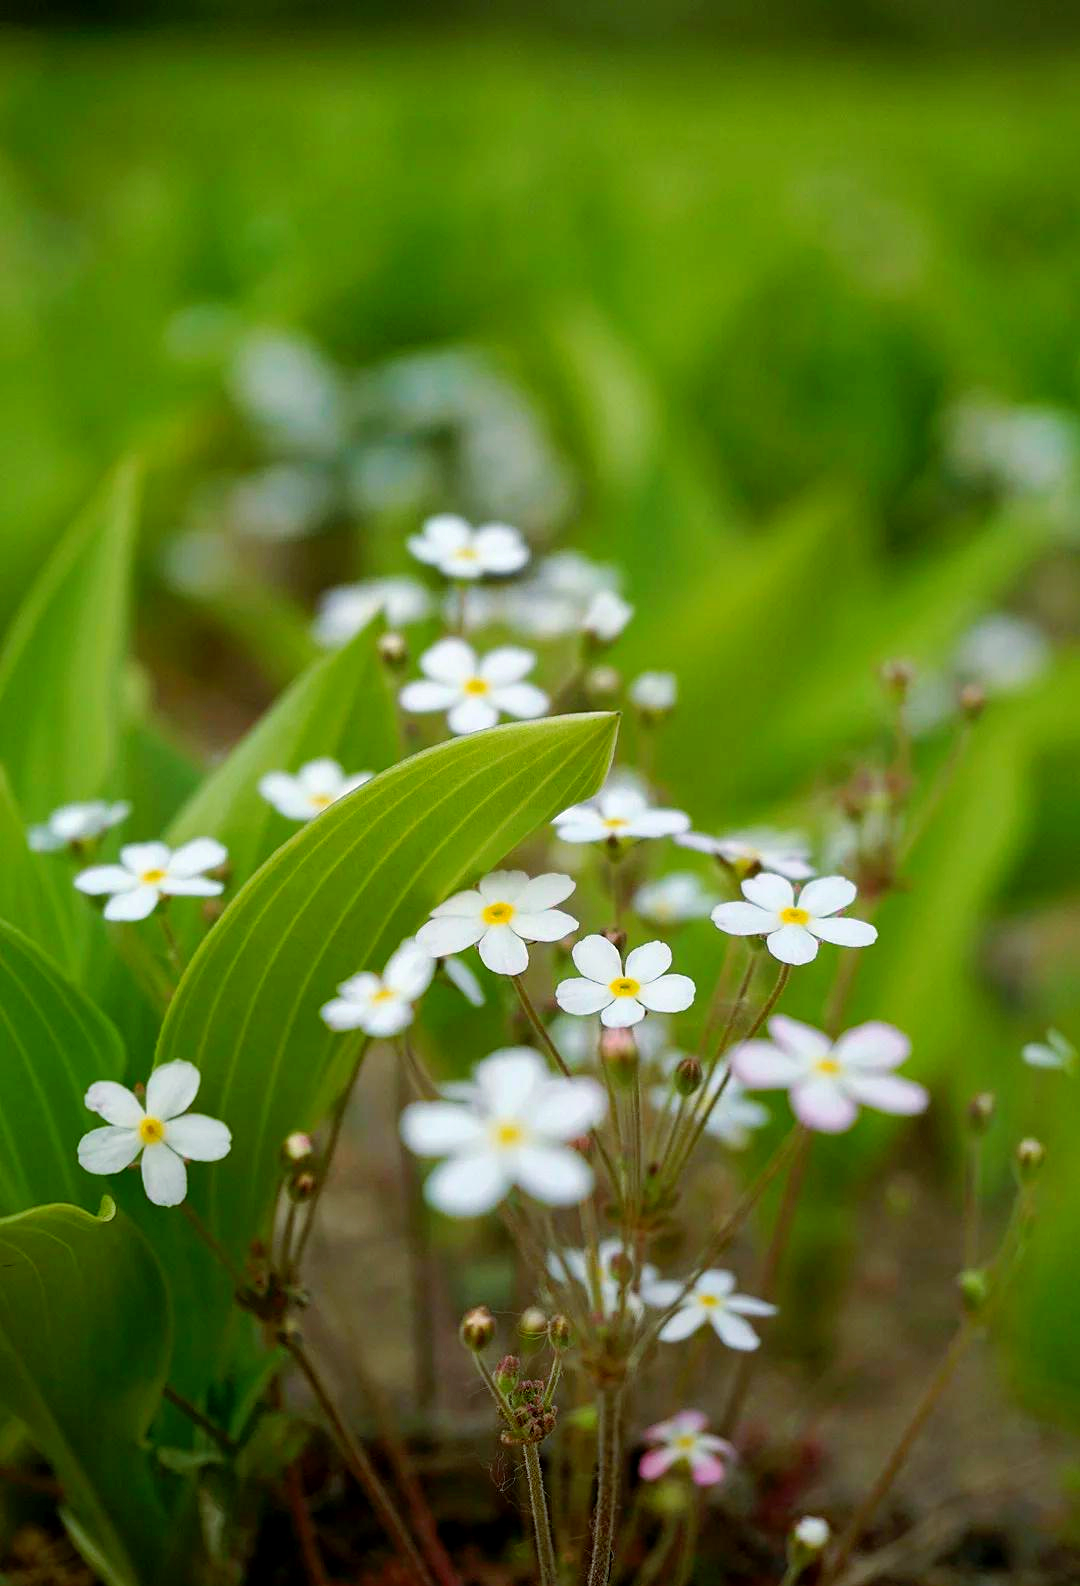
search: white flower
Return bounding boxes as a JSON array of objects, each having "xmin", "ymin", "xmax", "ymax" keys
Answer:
[
  {"xmin": 1021, "ymin": 1028, "xmax": 1075, "ymax": 1074},
  {"xmin": 651, "ymin": 1063, "xmax": 769, "ymax": 1150},
  {"xmin": 75, "ymin": 838, "xmax": 227, "ymax": 923},
  {"xmin": 443, "ymin": 955, "xmax": 485, "ymax": 1008},
  {"xmin": 711, "ymin": 873, "xmax": 876, "ymax": 966},
  {"xmin": 793, "ymin": 1517, "xmax": 831, "ymax": 1553},
  {"xmin": 644, "ymin": 1268, "xmax": 776, "ymax": 1350},
  {"xmin": 955, "ymin": 613, "xmax": 1050, "ymax": 695},
  {"xmin": 732, "ymin": 1015, "xmax": 928, "ymax": 1133},
  {"xmin": 407, "ymin": 513, "xmax": 530, "ymax": 580},
  {"xmin": 313, "ymin": 577, "xmax": 432, "ymax": 647},
  {"xmin": 552, "ymin": 787, "xmax": 689, "ymax": 846},
  {"xmin": 639, "ymin": 1411, "xmax": 734, "ymax": 1487},
  {"xmin": 556, "ymin": 936, "xmax": 695, "ymax": 1030},
  {"xmin": 77, "ymin": 1060, "xmax": 231, "ymax": 1207},
  {"xmin": 320, "ymin": 938, "xmax": 435, "ymax": 1038},
  {"xmin": 399, "ymin": 638, "xmax": 548, "ymax": 736},
  {"xmin": 416, "ymin": 870, "xmax": 576, "ymax": 977},
  {"xmin": 258, "ymin": 758, "xmax": 373, "ymax": 822},
  {"xmin": 629, "ymin": 671, "xmax": 677, "ymax": 713},
  {"xmin": 399, "ymin": 1047, "xmax": 607, "ymax": 1215},
  {"xmin": 547, "ymin": 1238, "xmax": 657, "ymax": 1319},
  {"xmin": 582, "ymin": 590, "xmax": 633, "ymax": 643},
  {"xmin": 29, "ymin": 800, "xmax": 131, "ymax": 852},
  {"xmin": 677, "ymin": 828, "xmax": 813, "ymax": 881},
  {"xmin": 500, "ymin": 552, "xmax": 621, "ymax": 639},
  {"xmin": 634, "ymin": 872, "xmax": 715, "ymax": 925}
]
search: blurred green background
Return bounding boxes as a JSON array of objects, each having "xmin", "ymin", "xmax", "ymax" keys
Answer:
[{"xmin": 1, "ymin": 27, "xmax": 1078, "ymax": 1429}]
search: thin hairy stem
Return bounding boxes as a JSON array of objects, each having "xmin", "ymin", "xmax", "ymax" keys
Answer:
[
  {"xmin": 512, "ymin": 974, "xmax": 572, "ymax": 1077},
  {"xmin": 523, "ymin": 1444, "xmax": 559, "ymax": 1586},
  {"xmin": 181, "ymin": 1201, "xmax": 248, "ymax": 1292},
  {"xmin": 586, "ymin": 1384, "xmax": 622, "ymax": 1586},
  {"xmin": 284, "ymin": 1459, "xmax": 331, "ymax": 1586},
  {"xmin": 292, "ymin": 1039, "xmax": 367, "ymax": 1274}
]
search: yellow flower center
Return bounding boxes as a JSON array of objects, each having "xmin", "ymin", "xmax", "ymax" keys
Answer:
[
  {"xmin": 493, "ymin": 1121, "xmax": 525, "ymax": 1148},
  {"xmin": 609, "ymin": 977, "xmax": 641, "ymax": 998},
  {"xmin": 463, "ymin": 677, "xmax": 490, "ymax": 696},
  {"xmin": 698, "ymin": 1293, "xmax": 721, "ymax": 1308},
  {"xmin": 141, "ymin": 868, "xmax": 167, "ymax": 884},
  {"xmin": 815, "ymin": 1058, "xmax": 840, "ymax": 1075},
  {"xmin": 674, "ymin": 1433, "xmax": 697, "ymax": 1452},
  {"xmin": 453, "ymin": 545, "xmax": 479, "ymax": 562},
  {"xmin": 602, "ymin": 816, "xmax": 629, "ymax": 830},
  {"xmin": 779, "ymin": 905, "xmax": 810, "ymax": 926},
  {"xmin": 309, "ymin": 792, "xmax": 334, "ymax": 809},
  {"xmin": 370, "ymin": 988, "xmax": 397, "ymax": 1004},
  {"xmin": 482, "ymin": 900, "xmax": 515, "ymax": 925},
  {"xmin": 139, "ymin": 1116, "xmax": 166, "ymax": 1145}
]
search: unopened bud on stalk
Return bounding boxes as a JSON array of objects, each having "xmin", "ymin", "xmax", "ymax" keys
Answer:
[
  {"xmin": 495, "ymin": 1354, "xmax": 520, "ymax": 1393},
  {"xmin": 1015, "ymin": 1137, "xmax": 1045, "ymax": 1182},
  {"xmin": 788, "ymin": 1515, "xmax": 830, "ymax": 1572},
  {"xmin": 958, "ymin": 682, "xmax": 986, "ymax": 720},
  {"xmin": 967, "ymin": 1092, "xmax": 996, "ymax": 1135},
  {"xmin": 282, "ymin": 1131, "xmax": 315, "ymax": 1165},
  {"xmin": 585, "ymin": 665, "xmax": 622, "ymax": 704},
  {"xmin": 287, "ymin": 1170, "xmax": 317, "ymax": 1203},
  {"xmin": 569, "ymin": 1134, "xmax": 594, "ymax": 1158},
  {"xmin": 880, "ymin": 658, "xmax": 915, "ymax": 699},
  {"xmin": 674, "ymin": 1056, "xmax": 703, "ymax": 1097},
  {"xmin": 549, "ymin": 1314, "xmax": 572, "ymax": 1351},
  {"xmin": 629, "ymin": 671, "xmax": 677, "ymax": 720},
  {"xmin": 459, "ymin": 1305, "xmax": 495, "ymax": 1352},
  {"xmin": 600, "ymin": 1025, "xmax": 638, "ymax": 1088},
  {"xmin": 958, "ymin": 1267, "xmax": 990, "ymax": 1315},
  {"xmin": 607, "ymin": 1250, "xmax": 634, "ymax": 1288},
  {"xmin": 518, "ymin": 1307, "xmax": 548, "ymax": 1341},
  {"xmin": 377, "ymin": 631, "xmax": 409, "ymax": 670}
]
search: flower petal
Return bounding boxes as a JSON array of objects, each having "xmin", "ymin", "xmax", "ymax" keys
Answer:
[
  {"xmin": 626, "ymin": 808, "xmax": 690, "ymax": 838},
  {"xmin": 479, "ymin": 646, "xmax": 536, "ymax": 686},
  {"xmin": 556, "ymin": 977, "xmax": 615, "ymax": 1016},
  {"xmin": 726, "ymin": 1294, "xmax": 778, "ymax": 1317},
  {"xmin": 78, "ymin": 1125, "xmax": 142, "ymax": 1175},
  {"xmin": 742, "ymin": 872, "xmax": 795, "ymax": 912},
  {"xmin": 74, "ymin": 865, "xmax": 137, "ymax": 897},
  {"xmin": 625, "ymin": 940, "xmax": 672, "ymax": 983},
  {"xmin": 119, "ymin": 842, "xmax": 170, "ymax": 875},
  {"xmin": 84, "ymin": 1081, "xmax": 143, "ymax": 1127},
  {"xmin": 477, "ymin": 924, "xmax": 530, "ymax": 976},
  {"xmin": 165, "ymin": 1115, "xmax": 232, "ymax": 1161},
  {"xmin": 791, "ymin": 1077, "xmax": 859, "ymax": 1133},
  {"xmin": 419, "ymin": 637, "xmax": 477, "ymax": 683},
  {"xmin": 688, "ymin": 1451, "xmax": 729, "ymax": 1486},
  {"xmin": 731, "ymin": 1040, "xmax": 808, "ymax": 1089},
  {"xmin": 447, "ymin": 696, "xmax": 499, "ymax": 735},
  {"xmin": 712, "ymin": 1309, "xmax": 762, "ymax": 1351},
  {"xmin": 513, "ymin": 908, "xmax": 578, "ymax": 943},
  {"xmin": 416, "ymin": 916, "xmax": 486, "ymax": 956},
  {"xmin": 473, "ymin": 525, "xmax": 529, "ymax": 573},
  {"xmin": 400, "ymin": 1102, "xmax": 486, "ymax": 1156},
  {"xmin": 572, "ymin": 934, "xmax": 623, "ymax": 984},
  {"xmin": 799, "ymin": 875, "xmax": 856, "ymax": 918},
  {"xmin": 104, "ymin": 885, "xmax": 161, "ymax": 921},
  {"xmin": 807, "ymin": 916, "xmax": 878, "ymax": 948},
  {"xmin": 385, "ymin": 939, "xmax": 436, "ymax": 999},
  {"xmin": 532, "ymin": 1077, "xmax": 607, "ymax": 1139},
  {"xmin": 169, "ymin": 838, "xmax": 227, "ymax": 878},
  {"xmin": 146, "ymin": 1060, "xmax": 201, "ymax": 1120},
  {"xmin": 474, "ymin": 1048, "xmax": 547, "ymax": 1113},
  {"xmin": 831, "ymin": 1021, "xmax": 910, "ymax": 1071},
  {"xmin": 490, "ymin": 683, "xmax": 549, "ymax": 721},
  {"xmin": 159, "ymin": 876, "xmax": 224, "ymax": 898},
  {"xmin": 424, "ymin": 1152, "xmax": 508, "ymax": 1216},
  {"xmin": 658, "ymin": 1304, "xmax": 706, "ymax": 1342},
  {"xmin": 513, "ymin": 1144, "xmax": 593, "ymax": 1206},
  {"xmin": 768, "ymin": 1015, "xmax": 832, "ymax": 1061},
  {"xmin": 429, "ymin": 889, "xmax": 485, "ymax": 918},
  {"xmin": 552, "ymin": 812, "xmax": 608, "ymax": 843},
  {"xmin": 360, "ymin": 998, "xmax": 415, "ymax": 1037},
  {"xmin": 639, "ymin": 1447, "xmax": 679, "ymax": 1481},
  {"xmin": 477, "ymin": 870, "xmax": 530, "ymax": 903},
  {"xmin": 711, "ymin": 901, "xmax": 777, "ymax": 936},
  {"xmin": 141, "ymin": 1143, "xmax": 188, "ymax": 1206},
  {"xmin": 844, "ymin": 1074, "xmax": 929, "ymax": 1117},
  {"xmin": 635, "ymin": 974, "xmax": 695, "ymax": 1014},
  {"xmin": 399, "ymin": 680, "xmax": 459, "ymax": 714},
  {"xmin": 600, "ymin": 997, "xmax": 645, "ymax": 1027},
  {"xmin": 320, "ymin": 996, "xmax": 369, "ymax": 1030},
  {"xmin": 516, "ymin": 873, "xmax": 575, "ymax": 912},
  {"xmin": 765, "ymin": 925, "xmax": 819, "ymax": 965}
]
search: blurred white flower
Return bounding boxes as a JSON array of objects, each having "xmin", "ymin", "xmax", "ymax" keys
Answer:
[
  {"xmin": 944, "ymin": 396, "xmax": 1079, "ymax": 498},
  {"xmin": 547, "ymin": 1237, "xmax": 656, "ymax": 1318},
  {"xmin": 553, "ymin": 786, "xmax": 689, "ymax": 846},
  {"xmin": 78, "ymin": 1060, "xmax": 231, "ymax": 1208},
  {"xmin": 634, "ymin": 872, "xmax": 715, "ymax": 925},
  {"xmin": 556, "ymin": 936, "xmax": 695, "ymax": 1029},
  {"xmin": 582, "ymin": 590, "xmax": 633, "ymax": 643},
  {"xmin": 29, "ymin": 800, "xmax": 130, "ymax": 853},
  {"xmin": 75, "ymin": 839, "xmax": 227, "ymax": 923},
  {"xmin": 313, "ymin": 578, "xmax": 433, "ymax": 647},
  {"xmin": 229, "ymin": 331, "xmax": 345, "ymax": 456},
  {"xmin": 443, "ymin": 955, "xmax": 485, "ymax": 1008},
  {"xmin": 550, "ymin": 1012, "xmax": 673, "ymax": 1070},
  {"xmin": 1021, "ymin": 1028, "xmax": 1075, "ymax": 1074},
  {"xmin": 629, "ymin": 671, "xmax": 677, "ymax": 713},
  {"xmin": 399, "ymin": 638, "xmax": 548, "ymax": 736},
  {"xmin": 416, "ymin": 870, "xmax": 577, "ymax": 977},
  {"xmin": 228, "ymin": 464, "xmax": 333, "ymax": 542},
  {"xmin": 712, "ymin": 874, "xmax": 876, "ymax": 966},
  {"xmin": 677, "ymin": 828, "xmax": 813, "ymax": 881},
  {"xmin": 733, "ymin": 1015, "xmax": 927, "ymax": 1133},
  {"xmin": 500, "ymin": 552, "xmax": 622, "ymax": 639},
  {"xmin": 652, "ymin": 1063, "xmax": 769, "ymax": 1150},
  {"xmin": 320, "ymin": 938, "xmax": 435, "ymax": 1038},
  {"xmin": 399, "ymin": 1047, "xmax": 606, "ymax": 1215},
  {"xmin": 792, "ymin": 1516, "xmax": 831, "ymax": 1553},
  {"xmin": 258, "ymin": 758, "xmax": 372, "ymax": 822},
  {"xmin": 955, "ymin": 614, "xmax": 1051, "ymax": 695},
  {"xmin": 407, "ymin": 514, "xmax": 530, "ymax": 580},
  {"xmin": 643, "ymin": 1268, "xmax": 776, "ymax": 1349}
]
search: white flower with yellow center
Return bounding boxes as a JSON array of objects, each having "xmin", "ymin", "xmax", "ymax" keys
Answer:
[
  {"xmin": 677, "ymin": 828, "xmax": 813, "ymax": 881},
  {"xmin": 582, "ymin": 589, "xmax": 633, "ymax": 643},
  {"xmin": 711, "ymin": 873, "xmax": 876, "ymax": 966},
  {"xmin": 407, "ymin": 514, "xmax": 530, "ymax": 580},
  {"xmin": 312, "ymin": 577, "xmax": 433, "ymax": 647},
  {"xmin": 643, "ymin": 1268, "xmax": 776, "ymax": 1350},
  {"xmin": 634, "ymin": 872, "xmax": 716, "ymax": 925},
  {"xmin": 416, "ymin": 870, "xmax": 577, "ymax": 977},
  {"xmin": 732, "ymin": 1015, "xmax": 928, "ymax": 1133},
  {"xmin": 29, "ymin": 799, "xmax": 131, "ymax": 853},
  {"xmin": 399, "ymin": 1047, "xmax": 607, "ymax": 1216},
  {"xmin": 77, "ymin": 1060, "xmax": 231, "ymax": 1207},
  {"xmin": 258, "ymin": 758, "xmax": 373, "ymax": 822},
  {"xmin": 555, "ymin": 936, "xmax": 696, "ymax": 1029},
  {"xmin": 320, "ymin": 938, "xmax": 436, "ymax": 1038},
  {"xmin": 547, "ymin": 1237, "xmax": 658, "ymax": 1319},
  {"xmin": 552, "ymin": 787, "xmax": 690, "ymax": 846},
  {"xmin": 74, "ymin": 838, "xmax": 227, "ymax": 922},
  {"xmin": 399, "ymin": 638, "xmax": 548, "ymax": 736}
]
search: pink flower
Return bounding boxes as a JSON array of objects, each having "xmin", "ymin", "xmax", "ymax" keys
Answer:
[
  {"xmin": 732, "ymin": 1015, "xmax": 929, "ymax": 1134},
  {"xmin": 639, "ymin": 1411, "xmax": 734, "ymax": 1487}
]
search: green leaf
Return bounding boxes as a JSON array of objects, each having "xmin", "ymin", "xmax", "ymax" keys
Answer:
[
  {"xmin": 0, "ymin": 464, "xmax": 138, "ymax": 816},
  {"xmin": 0, "ymin": 770, "xmax": 80, "ymax": 972},
  {"xmin": 145, "ymin": 712, "xmax": 617, "ymax": 1394},
  {"xmin": 0, "ymin": 920, "xmax": 126, "ymax": 1215},
  {"xmin": 0, "ymin": 1199, "xmax": 172, "ymax": 1586},
  {"xmin": 166, "ymin": 613, "xmax": 398, "ymax": 889}
]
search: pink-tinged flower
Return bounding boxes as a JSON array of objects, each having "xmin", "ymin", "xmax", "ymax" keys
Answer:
[
  {"xmin": 732, "ymin": 1015, "xmax": 929, "ymax": 1134},
  {"xmin": 711, "ymin": 873, "xmax": 876, "ymax": 966},
  {"xmin": 639, "ymin": 1411, "xmax": 734, "ymax": 1487}
]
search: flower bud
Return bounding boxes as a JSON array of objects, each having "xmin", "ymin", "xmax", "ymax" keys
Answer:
[
  {"xmin": 377, "ymin": 631, "xmax": 409, "ymax": 670},
  {"xmin": 569, "ymin": 1134, "xmax": 594, "ymax": 1158},
  {"xmin": 958, "ymin": 682, "xmax": 986, "ymax": 720},
  {"xmin": 494, "ymin": 1354, "xmax": 520, "ymax": 1393},
  {"xmin": 674, "ymin": 1056, "xmax": 703, "ymax": 1097},
  {"xmin": 788, "ymin": 1515, "xmax": 830, "ymax": 1569},
  {"xmin": 1015, "ymin": 1137, "xmax": 1045, "ymax": 1182},
  {"xmin": 958, "ymin": 1267, "xmax": 990, "ymax": 1315},
  {"xmin": 548, "ymin": 1314, "xmax": 572, "ymax": 1351},
  {"xmin": 518, "ymin": 1307, "xmax": 548, "ymax": 1341},
  {"xmin": 967, "ymin": 1092, "xmax": 995, "ymax": 1135},
  {"xmin": 607, "ymin": 1250, "xmax": 634, "ymax": 1288},
  {"xmin": 629, "ymin": 671, "xmax": 677, "ymax": 720},
  {"xmin": 880, "ymin": 658, "xmax": 915, "ymax": 699},
  {"xmin": 286, "ymin": 1170, "xmax": 318, "ymax": 1203},
  {"xmin": 459, "ymin": 1305, "xmax": 495, "ymax": 1352},
  {"xmin": 600, "ymin": 1025, "xmax": 638, "ymax": 1088},
  {"xmin": 282, "ymin": 1131, "xmax": 315, "ymax": 1165},
  {"xmin": 584, "ymin": 665, "xmax": 622, "ymax": 704}
]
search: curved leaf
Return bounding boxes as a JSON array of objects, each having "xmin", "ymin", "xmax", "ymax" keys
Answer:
[{"xmin": 0, "ymin": 1199, "xmax": 171, "ymax": 1586}]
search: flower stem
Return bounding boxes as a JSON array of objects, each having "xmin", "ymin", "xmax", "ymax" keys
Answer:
[
  {"xmin": 284, "ymin": 1332, "xmax": 437, "ymax": 1586},
  {"xmin": 963, "ymin": 1136, "xmax": 983, "ymax": 1269},
  {"xmin": 523, "ymin": 1443, "xmax": 559, "ymax": 1586},
  {"xmin": 587, "ymin": 1384, "xmax": 623, "ymax": 1586},
  {"xmin": 180, "ymin": 1201, "xmax": 248, "ymax": 1292},
  {"xmin": 512, "ymin": 974, "xmax": 572, "ymax": 1077},
  {"xmin": 162, "ymin": 1384, "xmax": 236, "ymax": 1453},
  {"xmin": 158, "ymin": 908, "xmax": 185, "ymax": 978},
  {"xmin": 291, "ymin": 1039, "xmax": 367, "ymax": 1276}
]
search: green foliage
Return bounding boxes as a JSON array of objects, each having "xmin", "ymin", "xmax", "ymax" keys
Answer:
[{"xmin": 0, "ymin": 1200, "xmax": 173, "ymax": 1586}]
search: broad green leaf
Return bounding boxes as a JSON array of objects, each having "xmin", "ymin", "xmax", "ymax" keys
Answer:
[
  {"xmin": 142, "ymin": 712, "xmax": 616, "ymax": 1394},
  {"xmin": 0, "ymin": 920, "xmax": 126, "ymax": 1215},
  {"xmin": 166, "ymin": 613, "xmax": 397, "ymax": 888},
  {"xmin": 0, "ymin": 769, "xmax": 80, "ymax": 971},
  {"xmin": 0, "ymin": 464, "xmax": 138, "ymax": 816},
  {"xmin": 0, "ymin": 1200, "xmax": 172, "ymax": 1586}
]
